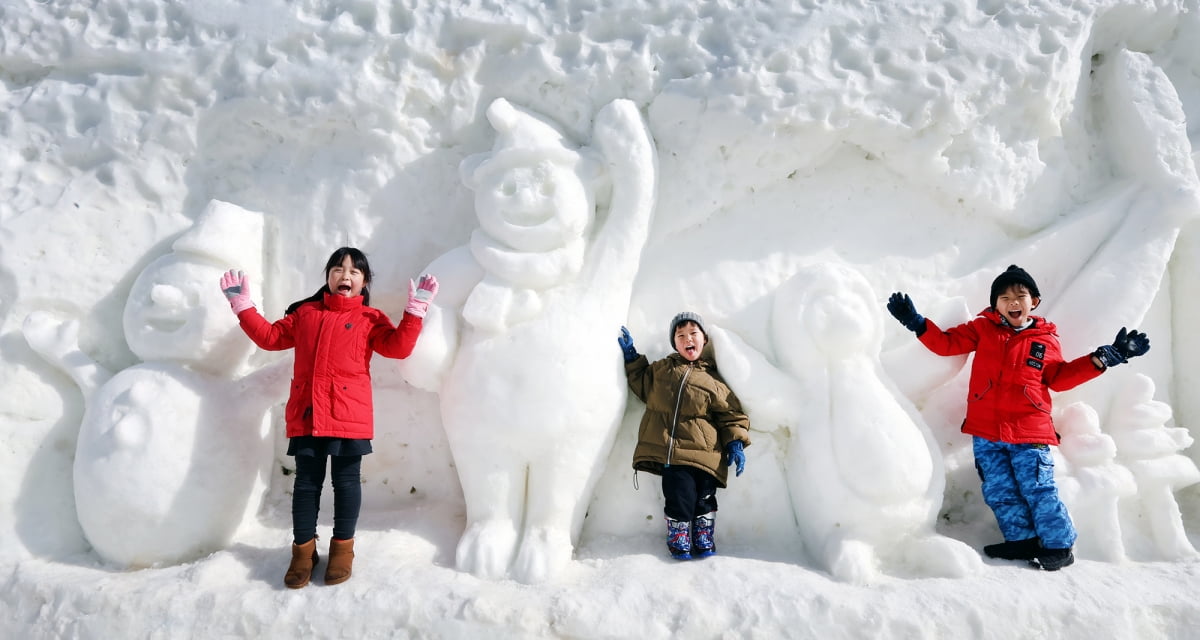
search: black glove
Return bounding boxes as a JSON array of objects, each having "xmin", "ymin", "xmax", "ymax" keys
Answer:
[
  {"xmin": 1093, "ymin": 327, "xmax": 1150, "ymax": 368},
  {"xmin": 887, "ymin": 292, "xmax": 926, "ymax": 336}
]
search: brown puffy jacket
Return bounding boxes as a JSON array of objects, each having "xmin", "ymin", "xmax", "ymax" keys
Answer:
[{"xmin": 625, "ymin": 345, "xmax": 751, "ymax": 487}]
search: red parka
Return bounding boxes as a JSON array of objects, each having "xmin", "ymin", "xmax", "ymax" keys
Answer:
[
  {"xmin": 917, "ymin": 309, "xmax": 1103, "ymax": 445},
  {"xmin": 237, "ymin": 292, "xmax": 422, "ymax": 440}
]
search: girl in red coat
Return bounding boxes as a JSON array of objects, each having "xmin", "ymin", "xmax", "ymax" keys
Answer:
[
  {"xmin": 887, "ymin": 265, "xmax": 1150, "ymax": 571},
  {"xmin": 219, "ymin": 247, "xmax": 438, "ymax": 588}
]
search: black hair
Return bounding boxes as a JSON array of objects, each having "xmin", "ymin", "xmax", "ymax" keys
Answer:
[{"xmin": 285, "ymin": 247, "xmax": 373, "ymax": 315}]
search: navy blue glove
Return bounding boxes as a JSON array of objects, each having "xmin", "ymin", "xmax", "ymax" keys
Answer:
[
  {"xmin": 617, "ymin": 326, "xmax": 640, "ymax": 363},
  {"xmin": 725, "ymin": 440, "xmax": 745, "ymax": 477},
  {"xmin": 887, "ymin": 292, "xmax": 926, "ymax": 336},
  {"xmin": 1094, "ymin": 327, "xmax": 1150, "ymax": 368}
]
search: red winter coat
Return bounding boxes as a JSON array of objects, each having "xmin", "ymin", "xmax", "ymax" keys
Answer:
[
  {"xmin": 237, "ymin": 292, "xmax": 423, "ymax": 440},
  {"xmin": 917, "ymin": 309, "xmax": 1103, "ymax": 445}
]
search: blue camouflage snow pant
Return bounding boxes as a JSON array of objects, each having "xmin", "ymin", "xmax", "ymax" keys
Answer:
[{"xmin": 973, "ymin": 436, "xmax": 1077, "ymax": 549}]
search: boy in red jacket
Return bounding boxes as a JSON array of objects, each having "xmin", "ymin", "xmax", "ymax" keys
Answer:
[{"xmin": 887, "ymin": 265, "xmax": 1150, "ymax": 570}]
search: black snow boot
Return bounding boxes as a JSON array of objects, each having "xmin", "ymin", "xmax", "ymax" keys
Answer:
[
  {"xmin": 983, "ymin": 537, "xmax": 1041, "ymax": 561},
  {"xmin": 1032, "ymin": 547, "xmax": 1074, "ymax": 571}
]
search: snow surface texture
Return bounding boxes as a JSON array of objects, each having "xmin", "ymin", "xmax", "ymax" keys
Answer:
[{"xmin": 4, "ymin": 0, "xmax": 1200, "ymax": 637}]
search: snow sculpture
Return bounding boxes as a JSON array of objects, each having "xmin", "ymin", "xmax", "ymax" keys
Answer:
[
  {"xmin": 21, "ymin": 201, "xmax": 286, "ymax": 568},
  {"xmin": 883, "ymin": 49, "xmax": 1200, "ymax": 441},
  {"xmin": 1107, "ymin": 374, "xmax": 1199, "ymax": 560},
  {"xmin": 711, "ymin": 263, "xmax": 980, "ymax": 584},
  {"xmin": 1055, "ymin": 402, "xmax": 1136, "ymax": 562},
  {"xmin": 396, "ymin": 98, "xmax": 657, "ymax": 582}
]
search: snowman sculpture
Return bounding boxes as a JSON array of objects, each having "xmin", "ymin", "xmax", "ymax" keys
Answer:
[
  {"xmin": 711, "ymin": 262, "xmax": 981, "ymax": 583},
  {"xmin": 396, "ymin": 98, "xmax": 657, "ymax": 583},
  {"xmin": 22, "ymin": 201, "xmax": 286, "ymax": 568}
]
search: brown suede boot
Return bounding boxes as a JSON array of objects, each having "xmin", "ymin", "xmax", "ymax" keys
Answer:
[
  {"xmin": 284, "ymin": 538, "xmax": 319, "ymax": 589},
  {"xmin": 325, "ymin": 538, "xmax": 355, "ymax": 585}
]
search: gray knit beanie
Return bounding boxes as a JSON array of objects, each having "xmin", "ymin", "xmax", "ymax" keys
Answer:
[{"xmin": 669, "ymin": 311, "xmax": 706, "ymax": 346}]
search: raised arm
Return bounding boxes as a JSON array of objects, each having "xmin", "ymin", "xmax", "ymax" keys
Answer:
[
  {"xmin": 620, "ymin": 326, "xmax": 655, "ymax": 403},
  {"xmin": 370, "ymin": 274, "xmax": 438, "ymax": 360},
  {"xmin": 22, "ymin": 311, "xmax": 113, "ymax": 397},
  {"xmin": 219, "ymin": 270, "xmax": 296, "ymax": 352},
  {"xmin": 584, "ymin": 99, "xmax": 657, "ymax": 280},
  {"xmin": 391, "ymin": 246, "xmax": 482, "ymax": 392}
]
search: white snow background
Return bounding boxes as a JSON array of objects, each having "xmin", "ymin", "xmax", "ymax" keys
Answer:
[{"xmin": 5, "ymin": 0, "xmax": 1200, "ymax": 638}]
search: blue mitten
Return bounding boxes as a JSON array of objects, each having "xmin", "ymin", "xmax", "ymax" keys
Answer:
[
  {"xmin": 886, "ymin": 292, "xmax": 926, "ymax": 336},
  {"xmin": 725, "ymin": 440, "xmax": 746, "ymax": 477},
  {"xmin": 618, "ymin": 326, "xmax": 640, "ymax": 363}
]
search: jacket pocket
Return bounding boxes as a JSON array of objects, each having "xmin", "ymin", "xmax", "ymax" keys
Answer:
[
  {"xmin": 967, "ymin": 379, "xmax": 992, "ymax": 403},
  {"xmin": 1023, "ymin": 385, "xmax": 1052, "ymax": 415},
  {"xmin": 285, "ymin": 380, "xmax": 310, "ymax": 423},
  {"xmin": 329, "ymin": 379, "xmax": 371, "ymax": 422}
]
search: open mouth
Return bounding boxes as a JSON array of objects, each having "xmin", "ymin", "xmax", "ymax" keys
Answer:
[
  {"xmin": 684, "ymin": 345, "xmax": 697, "ymax": 355},
  {"xmin": 1007, "ymin": 310, "xmax": 1022, "ymax": 321},
  {"xmin": 337, "ymin": 284, "xmax": 352, "ymax": 293}
]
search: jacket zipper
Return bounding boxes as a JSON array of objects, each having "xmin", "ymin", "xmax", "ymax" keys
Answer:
[{"xmin": 665, "ymin": 364, "xmax": 692, "ymax": 467}]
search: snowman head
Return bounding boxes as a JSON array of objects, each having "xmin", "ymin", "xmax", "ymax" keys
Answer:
[
  {"xmin": 460, "ymin": 99, "xmax": 604, "ymax": 253},
  {"xmin": 122, "ymin": 201, "xmax": 263, "ymax": 373}
]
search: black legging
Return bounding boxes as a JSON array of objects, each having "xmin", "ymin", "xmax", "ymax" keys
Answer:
[{"xmin": 292, "ymin": 454, "xmax": 362, "ymax": 544}]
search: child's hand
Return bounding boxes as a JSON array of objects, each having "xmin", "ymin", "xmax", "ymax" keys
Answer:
[
  {"xmin": 886, "ymin": 292, "xmax": 926, "ymax": 335},
  {"xmin": 1094, "ymin": 327, "xmax": 1150, "ymax": 368},
  {"xmin": 219, "ymin": 270, "xmax": 255, "ymax": 314},
  {"xmin": 724, "ymin": 440, "xmax": 746, "ymax": 477},
  {"xmin": 1113, "ymin": 327, "xmax": 1150, "ymax": 359},
  {"xmin": 405, "ymin": 274, "xmax": 439, "ymax": 318},
  {"xmin": 617, "ymin": 326, "xmax": 640, "ymax": 363}
]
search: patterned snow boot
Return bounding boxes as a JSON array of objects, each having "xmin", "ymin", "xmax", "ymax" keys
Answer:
[
  {"xmin": 284, "ymin": 537, "xmax": 320, "ymax": 589},
  {"xmin": 692, "ymin": 512, "xmax": 716, "ymax": 558},
  {"xmin": 983, "ymin": 537, "xmax": 1041, "ymax": 561},
  {"xmin": 666, "ymin": 518, "xmax": 692, "ymax": 560},
  {"xmin": 1032, "ymin": 547, "xmax": 1074, "ymax": 571}
]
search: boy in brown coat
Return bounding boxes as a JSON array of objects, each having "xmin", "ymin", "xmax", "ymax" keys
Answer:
[{"xmin": 619, "ymin": 312, "xmax": 752, "ymax": 559}]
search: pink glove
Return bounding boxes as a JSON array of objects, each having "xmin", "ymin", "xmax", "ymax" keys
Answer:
[
  {"xmin": 219, "ymin": 270, "xmax": 255, "ymax": 314},
  {"xmin": 405, "ymin": 274, "xmax": 439, "ymax": 318}
]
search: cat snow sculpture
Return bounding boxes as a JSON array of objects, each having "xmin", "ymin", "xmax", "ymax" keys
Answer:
[{"xmin": 711, "ymin": 262, "xmax": 981, "ymax": 583}]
